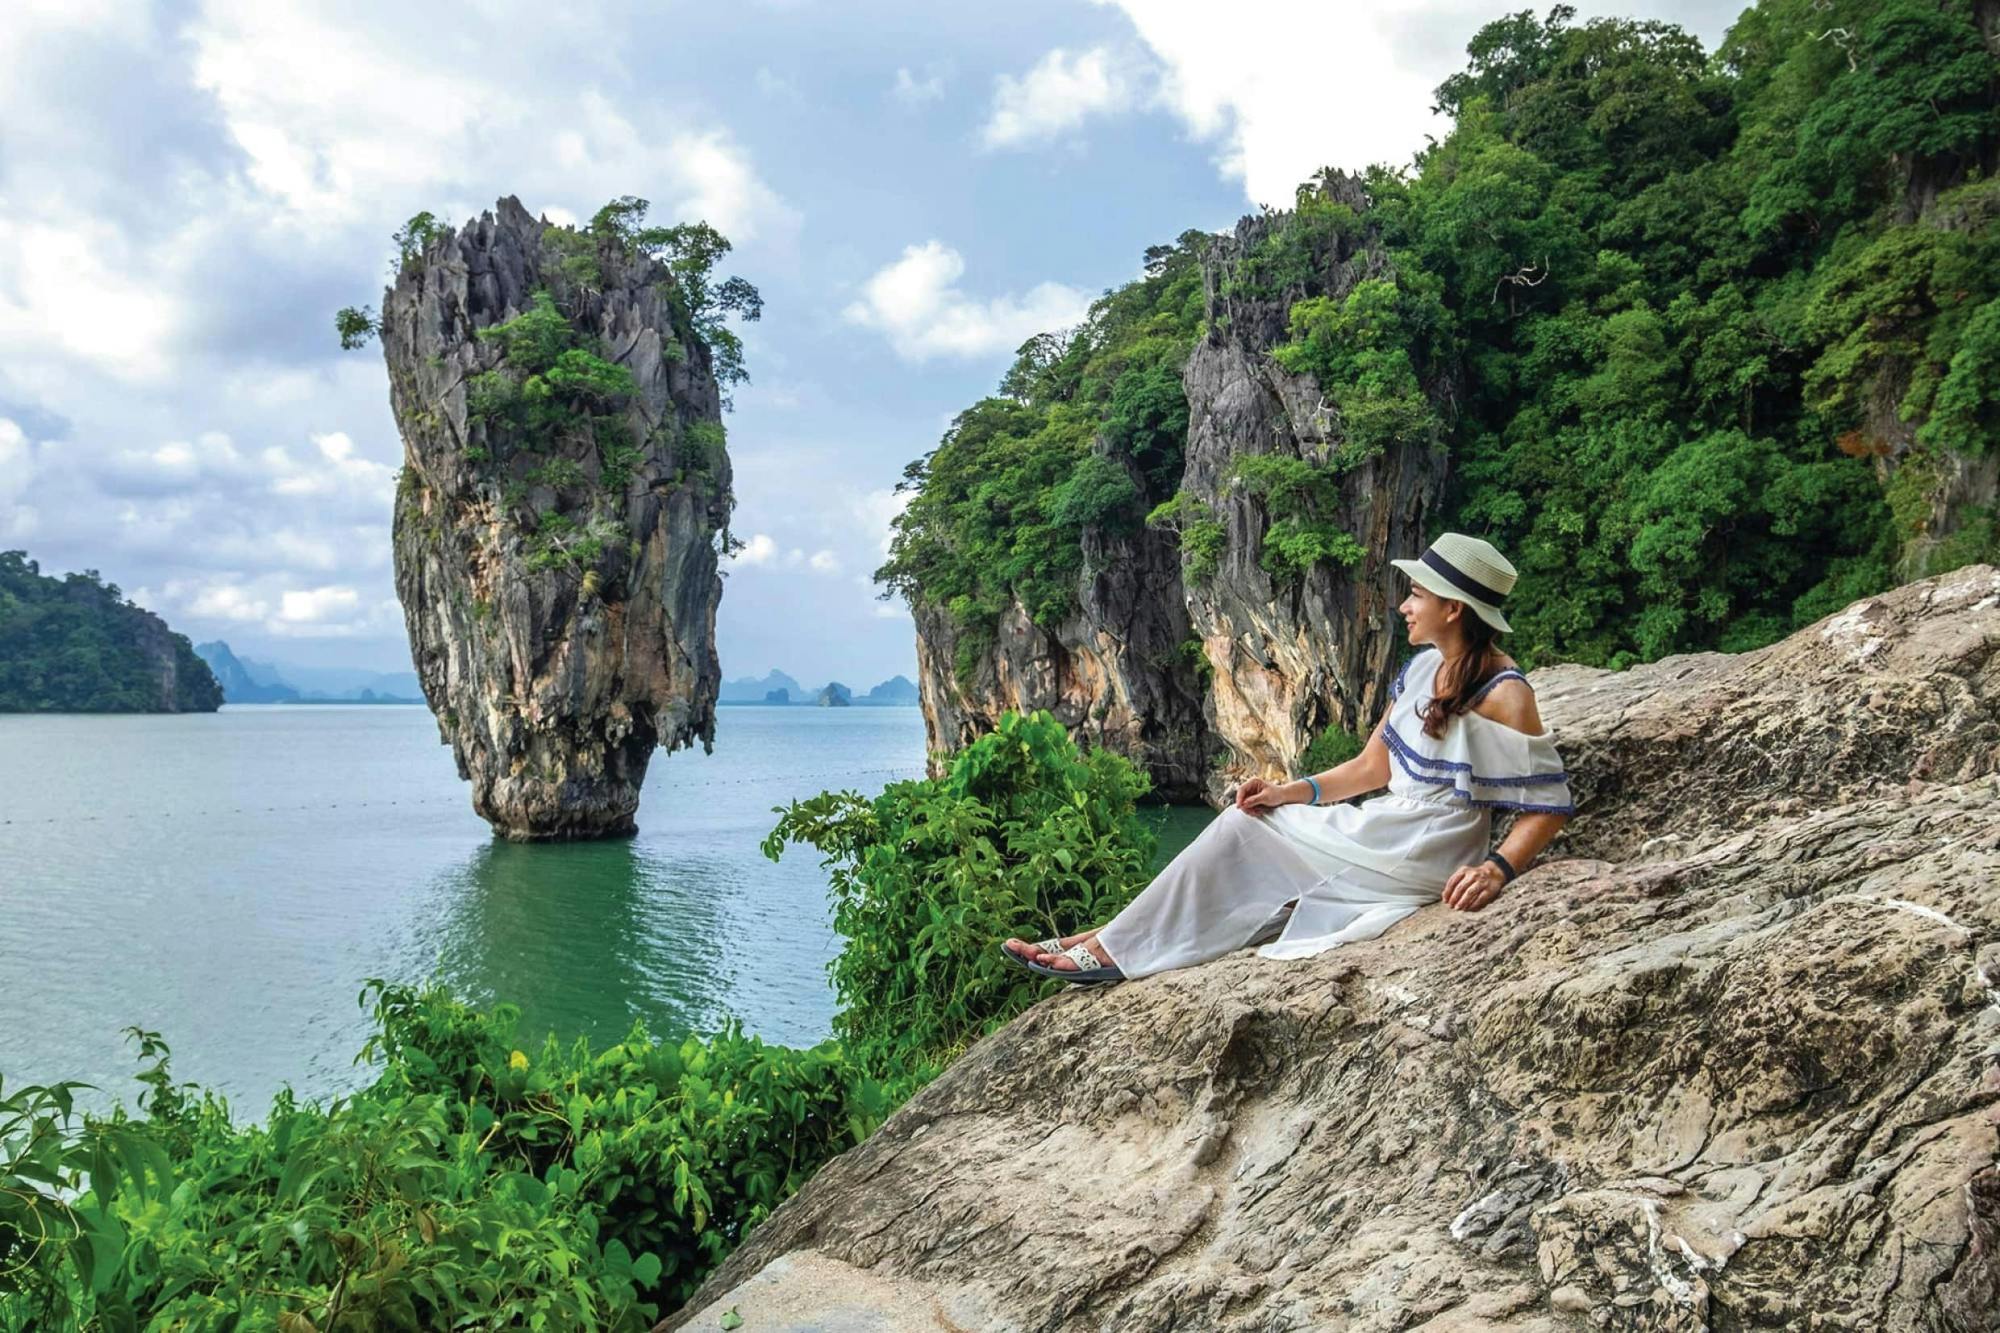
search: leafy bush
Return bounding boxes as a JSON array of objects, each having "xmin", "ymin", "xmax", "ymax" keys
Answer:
[
  {"xmin": 762, "ymin": 710, "xmax": 1157, "ymax": 1093},
  {"xmin": 1300, "ymin": 722, "xmax": 1365, "ymax": 774},
  {"xmin": 525, "ymin": 512, "xmax": 626, "ymax": 574},
  {"xmin": 0, "ymin": 989, "xmax": 884, "ymax": 1331},
  {"xmin": 391, "ymin": 211, "xmax": 452, "ymax": 272},
  {"xmin": 1144, "ymin": 490, "xmax": 1228, "ymax": 581},
  {"xmin": 468, "ymin": 291, "xmax": 637, "ymax": 456}
]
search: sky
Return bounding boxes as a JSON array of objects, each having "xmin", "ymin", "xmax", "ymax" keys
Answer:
[{"xmin": 0, "ymin": 0, "xmax": 1744, "ymax": 687}]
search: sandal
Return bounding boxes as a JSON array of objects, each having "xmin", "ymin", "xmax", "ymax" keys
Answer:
[
  {"xmin": 1021, "ymin": 942, "xmax": 1124, "ymax": 985},
  {"xmin": 1000, "ymin": 937, "xmax": 1063, "ymax": 971}
]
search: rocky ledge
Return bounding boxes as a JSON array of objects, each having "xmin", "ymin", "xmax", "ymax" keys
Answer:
[{"xmin": 665, "ymin": 565, "xmax": 2000, "ymax": 1331}]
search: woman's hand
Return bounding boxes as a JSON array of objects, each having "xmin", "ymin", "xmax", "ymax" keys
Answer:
[
  {"xmin": 1233, "ymin": 778, "xmax": 1294, "ymax": 817},
  {"xmin": 1441, "ymin": 860, "xmax": 1506, "ymax": 911}
]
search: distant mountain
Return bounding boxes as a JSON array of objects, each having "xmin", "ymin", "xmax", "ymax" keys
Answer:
[
  {"xmin": 195, "ymin": 641, "xmax": 299, "ymax": 703},
  {"xmin": 259, "ymin": 658, "xmax": 423, "ymax": 701},
  {"xmin": 718, "ymin": 668, "xmax": 918, "ymax": 705},
  {"xmin": 815, "ymin": 681, "xmax": 852, "ymax": 707},
  {"xmin": 193, "ymin": 641, "xmax": 422, "ymax": 704},
  {"xmin": 858, "ymin": 674, "xmax": 918, "ymax": 705},
  {"xmin": 719, "ymin": 669, "xmax": 806, "ymax": 703},
  {"xmin": 1, "ymin": 551, "xmax": 222, "ymax": 713}
]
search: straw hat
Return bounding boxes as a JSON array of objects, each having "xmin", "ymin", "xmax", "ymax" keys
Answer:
[{"xmin": 1390, "ymin": 533, "xmax": 1517, "ymax": 633}]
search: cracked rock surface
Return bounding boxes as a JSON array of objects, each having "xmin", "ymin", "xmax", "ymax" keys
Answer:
[{"xmin": 664, "ymin": 565, "xmax": 2000, "ymax": 1331}]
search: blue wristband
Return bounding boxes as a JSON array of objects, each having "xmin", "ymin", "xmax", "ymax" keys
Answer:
[{"xmin": 1301, "ymin": 775, "xmax": 1321, "ymax": 805}]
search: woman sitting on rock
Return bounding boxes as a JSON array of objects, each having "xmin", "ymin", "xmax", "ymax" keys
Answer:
[{"xmin": 1002, "ymin": 533, "xmax": 1575, "ymax": 984}]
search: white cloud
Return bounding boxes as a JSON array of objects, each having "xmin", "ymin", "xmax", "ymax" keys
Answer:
[
  {"xmin": 754, "ymin": 67, "xmax": 800, "ymax": 101},
  {"xmin": 0, "ymin": 419, "xmax": 36, "ymax": 504},
  {"xmin": 185, "ymin": 6, "xmax": 798, "ymax": 245},
  {"xmin": 188, "ymin": 582, "xmax": 269, "ymax": 621},
  {"xmin": 728, "ymin": 541, "xmax": 847, "ymax": 576},
  {"xmin": 1085, "ymin": 2, "xmax": 1452, "ymax": 205},
  {"xmin": 279, "ymin": 585, "xmax": 360, "ymax": 623},
  {"xmin": 843, "ymin": 240, "xmax": 1091, "ymax": 362},
  {"xmin": 892, "ymin": 64, "xmax": 949, "ymax": 105},
  {"xmin": 729, "ymin": 533, "xmax": 779, "ymax": 567},
  {"xmin": 1092, "ymin": 0, "xmax": 1746, "ymax": 208},
  {"xmin": 852, "ymin": 486, "xmax": 911, "ymax": 559},
  {"xmin": 0, "ymin": 217, "xmax": 185, "ymax": 385},
  {"xmin": 982, "ymin": 46, "xmax": 1144, "ymax": 150}
]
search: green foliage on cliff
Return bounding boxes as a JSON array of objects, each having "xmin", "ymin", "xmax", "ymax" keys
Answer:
[
  {"xmin": 1360, "ymin": 0, "xmax": 1999, "ymax": 665},
  {"xmin": 0, "ymin": 551, "xmax": 222, "ymax": 713},
  {"xmin": 763, "ymin": 709, "xmax": 1157, "ymax": 1093},
  {"xmin": 874, "ymin": 232, "xmax": 1210, "ymax": 646},
  {"xmin": 881, "ymin": 0, "xmax": 2000, "ymax": 675}
]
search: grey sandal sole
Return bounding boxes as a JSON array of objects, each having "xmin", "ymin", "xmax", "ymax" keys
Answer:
[{"xmin": 1020, "ymin": 956, "xmax": 1124, "ymax": 985}]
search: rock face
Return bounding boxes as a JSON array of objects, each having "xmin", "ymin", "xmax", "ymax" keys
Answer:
[
  {"xmin": 121, "ymin": 605, "xmax": 224, "ymax": 713},
  {"xmin": 666, "ymin": 565, "xmax": 2000, "ymax": 1332},
  {"xmin": 381, "ymin": 197, "xmax": 730, "ymax": 839},
  {"xmin": 909, "ymin": 175, "xmax": 1449, "ymax": 804},
  {"xmin": 1181, "ymin": 172, "xmax": 1451, "ymax": 804},
  {"xmin": 913, "ymin": 447, "xmax": 1216, "ymax": 803}
]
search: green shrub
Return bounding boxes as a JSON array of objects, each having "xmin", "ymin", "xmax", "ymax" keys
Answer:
[
  {"xmin": 1144, "ymin": 490, "xmax": 1228, "ymax": 581},
  {"xmin": 524, "ymin": 512, "xmax": 625, "ymax": 575},
  {"xmin": 1300, "ymin": 722, "xmax": 1364, "ymax": 774},
  {"xmin": 528, "ymin": 457, "xmax": 588, "ymax": 491},
  {"xmin": 762, "ymin": 710, "xmax": 1157, "ymax": 1095},
  {"xmin": 0, "ymin": 989, "xmax": 883, "ymax": 1331}
]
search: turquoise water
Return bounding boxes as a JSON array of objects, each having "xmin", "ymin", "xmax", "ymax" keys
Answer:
[{"xmin": 0, "ymin": 704, "xmax": 1211, "ymax": 1116}]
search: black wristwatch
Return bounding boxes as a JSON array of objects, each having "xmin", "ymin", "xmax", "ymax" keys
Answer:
[{"xmin": 1484, "ymin": 850, "xmax": 1518, "ymax": 883}]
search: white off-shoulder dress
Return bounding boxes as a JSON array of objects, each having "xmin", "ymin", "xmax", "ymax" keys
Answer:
[{"xmin": 1094, "ymin": 645, "xmax": 1575, "ymax": 978}]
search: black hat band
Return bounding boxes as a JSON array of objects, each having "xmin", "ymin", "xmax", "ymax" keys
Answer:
[{"xmin": 1421, "ymin": 548, "xmax": 1507, "ymax": 605}]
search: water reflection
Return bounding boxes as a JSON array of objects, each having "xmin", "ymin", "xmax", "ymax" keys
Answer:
[{"xmin": 410, "ymin": 839, "xmax": 735, "ymax": 1050}]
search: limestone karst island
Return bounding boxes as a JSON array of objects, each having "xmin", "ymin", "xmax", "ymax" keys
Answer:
[{"xmin": 0, "ymin": 2, "xmax": 1995, "ymax": 1330}]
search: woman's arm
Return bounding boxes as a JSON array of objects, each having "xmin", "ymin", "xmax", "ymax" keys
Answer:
[
  {"xmin": 1493, "ymin": 811, "xmax": 1567, "ymax": 874},
  {"xmin": 1272, "ymin": 712, "xmax": 1392, "ymax": 806}
]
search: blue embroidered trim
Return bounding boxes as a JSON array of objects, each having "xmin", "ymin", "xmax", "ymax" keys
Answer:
[
  {"xmin": 1390, "ymin": 654, "xmax": 1413, "ymax": 702},
  {"xmin": 1382, "ymin": 722, "xmax": 1569, "ymax": 784},
  {"xmin": 1381, "ymin": 727, "xmax": 1575, "ymax": 812},
  {"xmin": 1469, "ymin": 669, "xmax": 1528, "ymax": 704}
]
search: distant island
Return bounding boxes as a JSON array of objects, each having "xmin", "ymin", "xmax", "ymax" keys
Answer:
[
  {"xmin": 194, "ymin": 641, "xmax": 425, "ymax": 705},
  {"xmin": 716, "ymin": 670, "xmax": 918, "ymax": 706},
  {"xmin": 0, "ymin": 550, "xmax": 222, "ymax": 713}
]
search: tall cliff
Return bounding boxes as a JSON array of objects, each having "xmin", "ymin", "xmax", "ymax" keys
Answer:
[
  {"xmin": 880, "ymin": 237, "xmax": 1220, "ymax": 803},
  {"xmin": 898, "ymin": 173, "xmax": 1452, "ymax": 804},
  {"xmin": 912, "ymin": 493, "xmax": 1212, "ymax": 801},
  {"xmin": 379, "ymin": 197, "xmax": 732, "ymax": 839},
  {"xmin": 1179, "ymin": 172, "xmax": 1452, "ymax": 801},
  {"xmin": 665, "ymin": 563, "xmax": 2000, "ymax": 1333}
]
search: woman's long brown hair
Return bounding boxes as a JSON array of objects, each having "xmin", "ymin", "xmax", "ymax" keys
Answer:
[{"xmin": 1417, "ymin": 604, "xmax": 1506, "ymax": 741}]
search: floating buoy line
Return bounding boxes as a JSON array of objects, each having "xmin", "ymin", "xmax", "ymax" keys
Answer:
[{"xmin": 0, "ymin": 765, "xmax": 931, "ymax": 827}]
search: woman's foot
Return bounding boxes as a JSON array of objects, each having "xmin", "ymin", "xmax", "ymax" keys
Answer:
[
  {"xmin": 1002, "ymin": 928, "xmax": 1099, "ymax": 965},
  {"xmin": 1038, "ymin": 937, "xmax": 1115, "ymax": 972}
]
